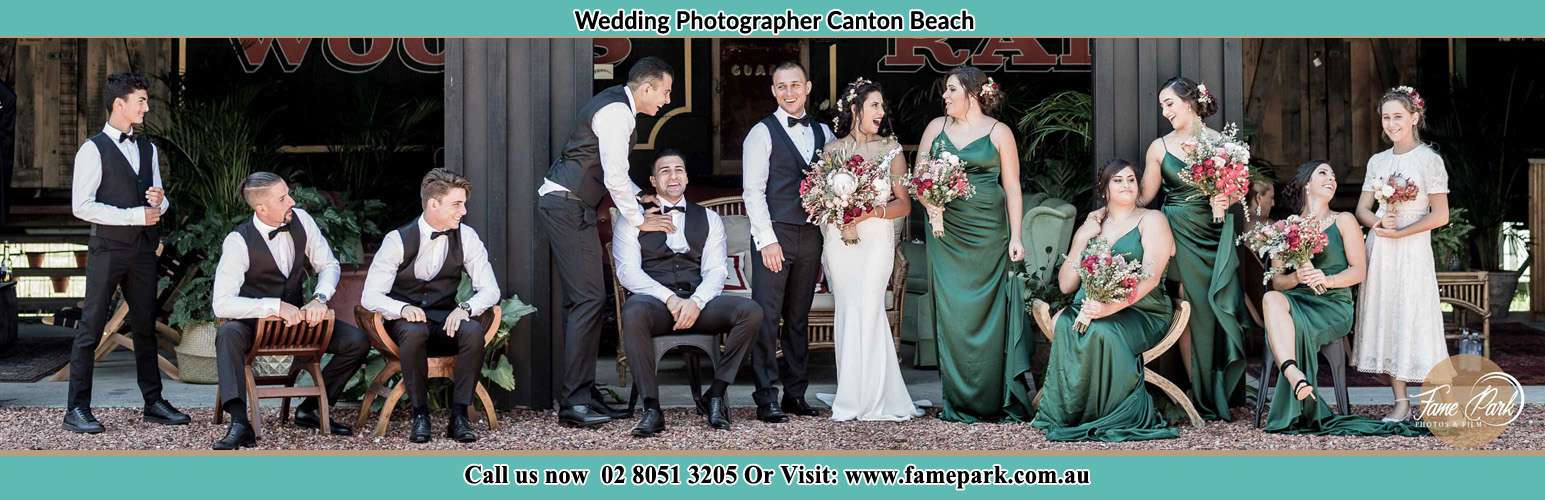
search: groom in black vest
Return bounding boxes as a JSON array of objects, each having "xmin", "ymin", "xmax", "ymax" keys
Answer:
[
  {"xmin": 740, "ymin": 62, "xmax": 832, "ymax": 420},
  {"xmin": 612, "ymin": 150, "xmax": 760, "ymax": 437},
  {"xmin": 64, "ymin": 72, "xmax": 189, "ymax": 433},
  {"xmin": 537, "ymin": 56, "xmax": 677, "ymax": 428}
]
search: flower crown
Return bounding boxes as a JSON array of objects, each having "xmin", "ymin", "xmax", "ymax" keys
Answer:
[
  {"xmin": 980, "ymin": 77, "xmax": 1001, "ymax": 99},
  {"xmin": 1389, "ymin": 85, "xmax": 1426, "ymax": 112},
  {"xmin": 833, "ymin": 77, "xmax": 875, "ymax": 128},
  {"xmin": 1196, "ymin": 83, "xmax": 1214, "ymax": 105}
]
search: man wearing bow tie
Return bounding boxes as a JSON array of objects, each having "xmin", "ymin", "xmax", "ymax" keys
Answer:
[
  {"xmin": 612, "ymin": 150, "xmax": 760, "ymax": 437},
  {"xmin": 739, "ymin": 61, "xmax": 834, "ymax": 421},
  {"xmin": 65, "ymin": 72, "xmax": 188, "ymax": 433},
  {"xmin": 208, "ymin": 172, "xmax": 371, "ymax": 449},
  {"xmin": 363, "ymin": 168, "xmax": 500, "ymax": 443}
]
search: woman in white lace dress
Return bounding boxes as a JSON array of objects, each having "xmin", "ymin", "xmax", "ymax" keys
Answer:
[{"xmin": 1352, "ymin": 86, "xmax": 1451, "ymax": 422}]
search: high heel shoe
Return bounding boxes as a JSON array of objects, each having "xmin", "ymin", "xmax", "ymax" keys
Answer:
[
  {"xmin": 1381, "ymin": 397, "xmax": 1411, "ymax": 423},
  {"xmin": 1279, "ymin": 359, "xmax": 1316, "ymax": 401}
]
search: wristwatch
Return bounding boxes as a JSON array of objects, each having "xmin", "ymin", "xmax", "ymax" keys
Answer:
[
  {"xmin": 312, "ymin": 292, "xmax": 330, "ymax": 305},
  {"xmin": 458, "ymin": 301, "xmax": 474, "ymax": 315}
]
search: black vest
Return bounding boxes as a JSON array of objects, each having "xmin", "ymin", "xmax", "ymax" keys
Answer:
[
  {"xmin": 233, "ymin": 218, "xmax": 310, "ymax": 308},
  {"xmin": 759, "ymin": 114, "xmax": 825, "ymax": 225},
  {"xmin": 638, "ymin": 201, "xmax": 709, "ymax": 297},
  {"xmin": 86, "ymin": 131, "xmax": 159, "ymax": 244},
  {"xmin": 546, "ymin": 85, "xmax": 636, "ymax": 208},
  {"xmin": 385, "ymin": 220, "xmax": 465, "ymax": 311}
]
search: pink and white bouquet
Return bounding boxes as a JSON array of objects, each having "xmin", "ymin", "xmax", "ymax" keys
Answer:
[
  {"xmin": 800, "ymin": 147, "xmax": 888, "ymax": 245},
  {"xmin": 1073, "ymin": 236, "xmax": 1150, "ymax": 333},
  {"xmin": 1178, "ymin": 123, "xmax": 1253, "ymax": 223},
  {"xmin": 1236, "ymin": 215, "xmax": 1331, "ymax": 294},
  {"xmin": 905, "ymin": 150, "xmax": 975, "ymax": 237},
  {"xmin": 1373, "ymin": 172, "xmax": 1420, "ymax": 210}
]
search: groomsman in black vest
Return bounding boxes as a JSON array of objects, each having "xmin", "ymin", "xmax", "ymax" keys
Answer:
[
  {"xmin": 208, "ymin": 172, "xmax": 372, "ymax": 449},
  {"xmin": 740, "ymin": 62, "xmax": 832, "ymax": 420},
  {"xmin": 612, "ymin": 150, "xmax": 760, "ymax": 437},
  {"xmin": 64, "ymin": 72, "xmax": 189, "ymax": 433},
  {"xmin": 363, "ymin": 169, "xmax": 501, "ymax": 443},
  {"xmin": 537, "ymin": 56, "xmax": 677, "ymax": 428}
]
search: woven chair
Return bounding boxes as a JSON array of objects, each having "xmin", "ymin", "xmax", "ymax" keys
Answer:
[
  {"xmin": 211, "ymin": 310, "xmax": 335, "ymax": 438},
  {"xmin": 353, "ymin": 305, "xmax": 502, "ymax": 438}
]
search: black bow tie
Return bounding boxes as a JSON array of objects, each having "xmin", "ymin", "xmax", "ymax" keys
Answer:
[
  {"xmin": 431, "ymin": 228, "xmax": 457, "ymax": 240},
  {"xmin": 118, "ymin": 132, "xmax": 137, "ymax": 144},
  {"xmin": 267, "ymin": 224, "xmax": 291, "ymax": 240},
  {"xmin": 786, "ymin": 115, "xmax": 812, "ymax": 128},
  {"xmin": 660, "ymin": 205, "xmax": 685, "ymax": 214}
]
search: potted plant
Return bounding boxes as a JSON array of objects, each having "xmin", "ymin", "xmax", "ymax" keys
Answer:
[{"xmin": 1431, "ymin": 207, "xmax": 1475, "ymax": 272}]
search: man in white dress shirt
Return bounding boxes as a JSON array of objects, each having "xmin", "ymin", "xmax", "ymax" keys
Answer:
[
  {"xmin": 536, "ymin": 56, "xmax": 677, "ymax": 428},
  {"xmin": 208, "ymin": 172, "xmax": 371, "ymax": 450},
  {"xmin": 64, "ymin": 72, "xmax": 189, "ymax": 434},
  {"xmin": 612, "ymin": 150, "xmax": 760, "ymax": 437},
  {"xmin": 740, "ymin": 61, "xmax": 833, "ymax": 421},
  {"xmin": 363, "ymin": 169, "xmax": 501, "ymax": 443}
]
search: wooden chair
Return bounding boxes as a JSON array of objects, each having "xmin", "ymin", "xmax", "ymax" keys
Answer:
[
  {"xmin": 210, "ymin": 310, "xmax": 335, "ymax": 438},
  {"xmin": 49, "ymin": 243, "xmax": 192, "ymax": 381},
  {"xmin": 353, "ymin": 305, "xmax": 502, "ymax": 438},
  {"xmin": 1437, "ymin": 271, "xmax": 1491, "ymax": 358},
  {"xmin": 1031, "ymin": 299, "xmax": 1205, "ymax": 428}
]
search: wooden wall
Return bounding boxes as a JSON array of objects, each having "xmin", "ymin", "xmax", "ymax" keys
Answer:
[
  {"xmin": 1094, "ymin": 39, "xmax": 1245, "ymax": 173},
  {"xmin": 7, "ymin": 38, "xmax": 176, "ymax": 190}
]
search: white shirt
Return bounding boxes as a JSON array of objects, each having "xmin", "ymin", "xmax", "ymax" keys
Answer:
[
  {"xmin": 71, "ymin": 123, "xmax": 169, "ymax": 226},
  {"xmin": 211, "ymin": 208, "xmax": 341, "ymax": 319},
  {"xmin": 361, "ymin": 217, "xmax": 501, "ymax": 320},
  {"xmin": 610, "ymin": 196, "xmax": 727, "ymax": 309},
  {"xmin": 538, "ymin": 85, "xmax": 646, "ymax": 228},
  {"xmin": 741, "ymin": 107, "xmax": 833, "ymax": 249}
]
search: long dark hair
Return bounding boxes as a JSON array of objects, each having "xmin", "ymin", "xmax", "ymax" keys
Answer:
[
  {"xmin": 1161, "ymin": 76, "xmax": 1218, "ymax": 119},
  {"xmin": 833, "ymin": 78, "xmax": 894, "ymax": 138},
  {"xmin": 1282, "ymin": 160, "xmax": 1330, "ymax": 214},
  {"xmin": 1093, "ymin": 158, "xmax": 1142, "ymax": 208},
  {"xmin": 945, "ymin": 66, "xmax": 1003, "ymax": 116}
]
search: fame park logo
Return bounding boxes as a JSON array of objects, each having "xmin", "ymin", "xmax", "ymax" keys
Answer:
[{"xmin": 1415, "ymin": 354, "xmax": 1524, "ymax": 448}]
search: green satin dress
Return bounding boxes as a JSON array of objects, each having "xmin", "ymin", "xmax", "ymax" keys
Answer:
[
  {"xmin": 1264, "ymin": 224, "xmax": 1427, "ymax": 436},
  {"xmin": 1159, "ymin": 148, "xmax": 1246, "ymax": 421},
  {"xmin": 1032, "ymin": 222, "xmax": 1179, "ymax": 442},
  {"xmin": 927, "ymin": 132, "xmax": 1033, "ymax": 423}
]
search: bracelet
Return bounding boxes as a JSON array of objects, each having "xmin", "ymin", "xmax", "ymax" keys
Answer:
[{"xmin": 881, "ymin": 204, "xmax": 888, "ymax": 219}]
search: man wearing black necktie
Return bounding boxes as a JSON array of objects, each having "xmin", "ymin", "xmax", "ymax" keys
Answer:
[
  {"xmin": 208, "ymin": 172, "xmax": 372, "ymax": 449},
  {"xmin": 362, "ymin": 169, "xmax": 501, "ymax": 443},
  {"xmin": 612, "ymin": 150, "xmax": 760, "ymax": 437},
  {"xmin": 64, "ymin": 72, "xmax": 189, "ymax": 433},
  {"xmin": 739, "ymin": 62, "xmax": 834, "ymax": 421}
]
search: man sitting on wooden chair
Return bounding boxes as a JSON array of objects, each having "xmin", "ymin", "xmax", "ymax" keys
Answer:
[
  {"xmin": 362, "ymin": 168, "xmax": 501, "ymax": 443},
  {"xmin": 611, "ymin": 150, "xmax": 760, "ymax": 437},
  {"xmin": 210, "ymin": 172, "xmax": 371, "ymax": 449}
]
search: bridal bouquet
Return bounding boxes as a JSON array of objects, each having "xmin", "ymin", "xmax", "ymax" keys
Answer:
[
  {"xmin": 800, "ymin": 146, "xmax": 888, "ymax": 245},
  {"xmin": 1178, "ymin": 123, "xmax": 1252, "ymax": 223},
  {"xmin": 1236, "ymin": 215, "xmax": 1330, "ymax": 294},
  {"xmin": 1373, "ymin": 172, "xmax": 1421, "ymax": 210},
  {"xmin": 905, "ymin": 150, "xmax": 975, "ymax": 237},
  {"xmin": 1073, "ymin": 236, "xmax": 1149, "ymax": 333}
]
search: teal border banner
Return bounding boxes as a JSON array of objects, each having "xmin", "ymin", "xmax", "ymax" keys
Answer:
[
  {"xmin": 1, "ymin": 454, "xmax": 1539, "ymax": 498},
  {"xmin": 5, "ymin": 0, "xmax": 1545, "ymax": 37}
]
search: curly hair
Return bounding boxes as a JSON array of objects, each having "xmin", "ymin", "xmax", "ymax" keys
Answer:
[
  {"xmin": 1378, "ymin": 86, "xmax": 1426, "ymax": 144},
  {"xmin": 1161, "ymin": 76, "xmax": 1218, "ymax": 119},
  {"xmin": 945, "ymin": 66, "xmax": 1003, "ymax": 116},
  {"xmin": 832, "ymin": 78, "xmax": 894, "ymax": 138}
]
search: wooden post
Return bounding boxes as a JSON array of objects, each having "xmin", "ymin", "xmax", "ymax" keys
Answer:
[{"xmin": 1530, "ymin": 158, "xmax": 1545, "ymax": 317}]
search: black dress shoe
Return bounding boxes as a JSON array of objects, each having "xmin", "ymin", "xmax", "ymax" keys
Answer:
[
  {"xmin": 63, "ymin": 407, "xmax": 105, "ymax": 434},
  {"xmin": 558, "ymin": 405, "xmax": 612, "ymax": 428},
  {"xmin": 143, "ymin": 399, "xmax": 191, "ymax": 425},
  {"xmin": 294, "ymin": 407, "xmax": 353, "ymax": 436},
  {"xmin": 212, "ymin": 422, "xmax": 257, "ymax": 450},
  {"xmin": 409, "ymin": 413, "xmax": 432, "ymax": 443},
  {"xmin": 706, "ymin": 397, "xmax": 731, "ymax": 430},
  {"xmin": 756, "ymin": 403, "xmax": 789, "ymax": 423},
  {"xmin": 447, "ymin": 412, "xmax": 479, "ymax": 443},
  {"xmin": 781, "ymin": 397, "xmax": 820, "ymax": 417},
  {"xmin": 631, "ymin": 408, "xmax": 665, "ymax": 437}
]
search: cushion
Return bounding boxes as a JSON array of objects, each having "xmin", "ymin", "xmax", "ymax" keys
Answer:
[
  {"xmin": 724, "ymin": 252, "xmax": 750, "ymax": 292},
  {"xmin": 721, "ymin": 215, "xmax": 752, "ymax": 256}
]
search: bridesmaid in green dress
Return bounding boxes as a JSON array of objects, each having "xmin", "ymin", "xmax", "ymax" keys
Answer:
[
  {"xmin": 915, "ymin": 66, "xmax": 1033, "ymax": 423},
  {"xmin": 1032, "ymin": 159, "xmax": 1179, "ymax": 442},
  {"xmin": 1134, "ymin": 77, "xmax": 1247, "ymax": 421},
  {"xmin": 1261, "ymin": 161, "xmax": 1424, "ymax": 436}
]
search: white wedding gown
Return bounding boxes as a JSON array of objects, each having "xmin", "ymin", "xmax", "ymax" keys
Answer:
[{"xmin": 818, "ymin": 146, "xmax": 918, "ymax": 421}]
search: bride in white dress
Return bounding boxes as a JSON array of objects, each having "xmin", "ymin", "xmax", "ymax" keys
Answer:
[{"xmin": 817, "ymin": 78, "xmax": 918, "ymax": 421}]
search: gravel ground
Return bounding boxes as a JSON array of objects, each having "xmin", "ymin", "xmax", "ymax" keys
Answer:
[{"xmin": 2, "ymin": 405, "xmax": 1541, "ymax": 452}]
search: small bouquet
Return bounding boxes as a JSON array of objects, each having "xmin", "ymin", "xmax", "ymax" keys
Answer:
[
  {"xmin": 905, "ymin": 150, "xmax": 976, "ymax": 237},
  {"xmin": 1178, "ymin": 123, "xmax": 1253, "ymax": 223},
  {"xmin": 800, "ymin": 146, "xmax": 888, "ymax": 245},
  {"xmin": 1373, "ymin": 172, "xmax": 1420, "ymax": 212},
  {"xmin": 1073, "ymin": 236, "xmax": 1149, "ymax": 333},
  {"xmin": 1236, "ymin": 215, "xmax": 1331, "ymax": 294}
]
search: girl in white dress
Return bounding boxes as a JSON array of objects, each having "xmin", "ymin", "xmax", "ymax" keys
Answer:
[
  {"xmin": 1352, "ymin": 86, "xmax": 1451, "ymax": 422},
  {"xmin": 818, "ymin": 78, "xmax": 917, "ymax": 421}
]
